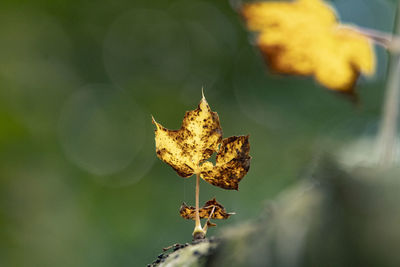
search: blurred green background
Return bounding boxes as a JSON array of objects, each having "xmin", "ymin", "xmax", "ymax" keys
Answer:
[{"xmin": 0, "ymin": 0, "xmax": 396, "ymax": 266}]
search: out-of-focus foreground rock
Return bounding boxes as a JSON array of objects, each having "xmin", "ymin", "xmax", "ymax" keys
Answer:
[{"xmin": 152, "ymin": 157, "xmax": 400, "ymax": 267}]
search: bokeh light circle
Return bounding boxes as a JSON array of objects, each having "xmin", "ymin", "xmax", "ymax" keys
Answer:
[
  {"xmin": 0, "ymin": 8, "xmax": 79, "ymax": 134},
  {"xmin": 232, "ymin": 47, "xmax": 298, "ymax": 130},
  {"xmin": 103, "ymin": 9, "xmax": 190, "ymax": 93},
  {"xmin": 168, "ymin": 0, "xmax": 239, "ymax": 101},
  {"xmin": 59, "ymin": 84, "xmax": 146, "ymax": 177},
  {"xmin": 103, "ymin": 4, "xmax": 239, "ymax": 106}
]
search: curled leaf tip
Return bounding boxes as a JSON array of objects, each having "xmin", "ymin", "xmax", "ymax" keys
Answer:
[
  {"xmin": 207, "ymin": 221, "xmax": 217, "ymax": 228},
  {"xmin": 199, "ymin": 89, "xmax": 209, "ymax": 109},
  {"xmin": 151, "ymin": 115, "xmax": 162, "ymax": 130}
]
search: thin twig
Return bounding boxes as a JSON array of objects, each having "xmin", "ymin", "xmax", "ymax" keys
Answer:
[
  {"xmin": 163, "ymin": 243, "xmax": 181, "ymax": 252},
  {"xmin": 375, "ymin": 2, "xmax": 400, "ymax": 166},
  {"xmin": 354, "ymin": 26, "xmax": 400, "ymax": 53},
  {"xmin": 202, "ymin": 206, "xmax": 216, "ymax": 234}
]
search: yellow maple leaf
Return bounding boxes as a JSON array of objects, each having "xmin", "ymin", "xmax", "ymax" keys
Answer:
[
  {"xmin": 152, "ymin": 94, "xmax": 251, "ymax": 190},
  {"xmin": 180, "ymin": 198, "xmax": 235, "ymax": 221},
  {"xmin": 241, "ymin": 0, "xmax": 375, "ymax": 92},
  {"xmin": 152, "ymin": 92, "xmax": 250, "ymax": 239}
]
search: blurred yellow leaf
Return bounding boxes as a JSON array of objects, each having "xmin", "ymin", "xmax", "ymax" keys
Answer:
[
  {"xmin": 242, "ymin": 0, "xmax": 375, "ymax": 92},
  {"xmin": 180, "ymin": 198, "xmax": 234, "ymax": 221},
  {"xmin": 152, "ymin": 94, "xmax": 251, "ymax": 190}
]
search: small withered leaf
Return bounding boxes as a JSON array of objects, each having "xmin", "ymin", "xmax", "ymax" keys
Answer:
[
  {"xmin": 152, "ymin": 95, "xmax": 222, "ymax": 177},
  {"xmin": 179, "ymin": 198, "xmax": 234, "ymax": 220},
  {"xmin": 200, "ymin": 135, "xmax": 251, "ymax": 190},
  {"xmin": 241, "ymin": 0, "xmax": 375, "ymax": 92},
  {"xmin": 153, "ymin": 93, "xmax": 251, "ymax": 189}
]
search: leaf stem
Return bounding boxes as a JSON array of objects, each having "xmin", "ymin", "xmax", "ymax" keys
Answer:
[
  {"xmin": 375, "ymin": 2, "xmax": 400, "ymax": 166},
  {"xmin": 195, "ymin": 172, "xmax": 200, "ymax": 229},
  {"xmin": 355, "ymin": 26, "xmax": 400, "ymax": 53},
  {"xmin": 192, "ymin": 172, "xmax": 205, "ymax": 239}
]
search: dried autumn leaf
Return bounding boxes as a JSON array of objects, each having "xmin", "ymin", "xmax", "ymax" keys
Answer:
[
  {"xmin": 241, "ymin": 0, "xmax": 375, "ymax": 92},
  {"xmin": 153, "ymin": 94, "xmax": 251, "ymax": 190},
  {"xmin": 180, "ymin": 198, "xmax": 235, "ymax": 220}
]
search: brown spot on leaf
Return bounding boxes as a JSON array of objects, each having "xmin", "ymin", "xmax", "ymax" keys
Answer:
[
  {"xmin": 152, "ymin": 96, "xmax": 222, "ymax": 177},
  {"xmin": 200, "ymin": 135, "xmax": 251, "ymax": 190}
]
